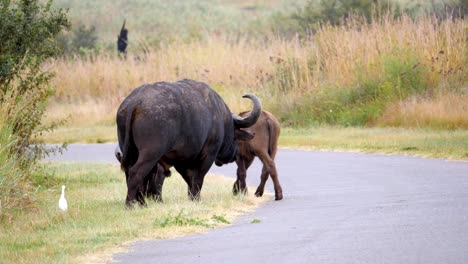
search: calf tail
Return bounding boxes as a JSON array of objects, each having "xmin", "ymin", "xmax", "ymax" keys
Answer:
[
  {"xmin": 266, "ymin": 119, "xmax": 274, "ymax": 157},
  {"xmin": 120, "ymin": 102, "xmax": 137, "ymax": 171}
]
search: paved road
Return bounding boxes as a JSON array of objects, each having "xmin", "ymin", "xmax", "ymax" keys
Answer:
[{"xmin": 47, "ymin": 144, "xmax": 468, "ymax": 264}]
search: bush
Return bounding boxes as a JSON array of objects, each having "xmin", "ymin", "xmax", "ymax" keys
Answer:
[
  {"xmin": 0, "ymin": 107, "xmax": 48, "ymax": 221},
  {"xmin": 0, "ymin": 0, "xmax": 69, "ymax": 221}
]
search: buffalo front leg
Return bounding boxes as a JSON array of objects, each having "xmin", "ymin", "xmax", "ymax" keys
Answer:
[
  {"xmin": 187, "ymin": 157, "xmax": 215, "ymax": 201},
  {"xmin": 175, "ymin": 167, "xmax": 193, "ymax": 197},
  {"xmin": 187, "ymin": 169, "xmax": 206, "ymax": 201},
  {"xmin": 178, "ymin": 168, "xmax": 203, "ymax": 200}
]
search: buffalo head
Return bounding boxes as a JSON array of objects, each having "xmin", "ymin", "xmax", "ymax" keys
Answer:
[{"xmin": 214, "ymin": 94, "xmax": 261, "ymax": 166}]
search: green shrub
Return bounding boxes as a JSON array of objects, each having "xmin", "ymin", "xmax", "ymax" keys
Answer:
[
  {"xmin": 154, "ymin": 209, "xmax": 210, "ymax": 228},
  {"xmin": 0, "ymin": 0, "xmax": 69, "ymax": 221},
  {"xmin": 334, "ymin": 49, "xmax": 427, "ymax": 126},
  {"xmin": 0, "ymin": 0, "xmax": 69, "ymax": 155}
]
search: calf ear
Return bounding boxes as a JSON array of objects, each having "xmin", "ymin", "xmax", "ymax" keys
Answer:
[{"xmin": 235, "ymin": 129, "xmax": 255, "ymax": 141}]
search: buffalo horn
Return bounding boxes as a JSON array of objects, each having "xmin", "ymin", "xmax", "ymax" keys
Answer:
[{"xmin": 232, "ymin": 94, "xmax": 262, "ymax": 128}]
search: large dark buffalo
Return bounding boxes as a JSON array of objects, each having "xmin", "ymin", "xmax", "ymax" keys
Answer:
[
  {"xmin": 116, "ymin": 79, "xmax": 261, "ymax": 206},
  {"xmin": 233, "ymin": 111, "xmax": 283, "ymax": 200}
]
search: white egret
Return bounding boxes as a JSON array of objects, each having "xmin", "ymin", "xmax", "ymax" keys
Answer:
[{"xmin": 59, "ymin": 185, "xmax": 68, "ymax": 212}]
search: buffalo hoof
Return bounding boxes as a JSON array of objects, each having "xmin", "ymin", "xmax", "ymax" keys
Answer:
[
  {"xmin": 125, "ymin": 200, "xmax": 137, "ymax": 209},
  {"xmin": 189, "ymin": 193, "xmax": 201, "ymax": 201},
  {"xmin": 148, "ymin": 195, "xmax": 163, "ymax": 203},
  {"xmin": 126, "ymin": 196, "xmax": 146, "ymax": 209},
  {"xmin": 232, "ymin": 182, "xmax": 239, "ymax": 195},
  {"xmin": 233, "ymin": 181, "xmax": 247, "ymax": 195}
]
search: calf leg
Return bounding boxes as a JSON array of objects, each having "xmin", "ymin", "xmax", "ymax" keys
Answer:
[
  {"xmin": 255, "ymin": 154, "xmax": 283, "ymax": 200},
  {"xmin": 254, "ymin": 165, "xmax": 269, "ymax": 197},
  {"xmin": 233, "ymin": 156, "xmax": 254, "ymax": 195}
]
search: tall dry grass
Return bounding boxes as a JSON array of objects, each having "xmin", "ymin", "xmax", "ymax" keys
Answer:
[
  {"xmin": 51, "ymin": 37, "xmax": 306, "ymax": 103},
  {"xmin": 314, "ymin": 15, "xmax": 466, "ymax": 89},
  {"xmin": 379, "ymin": 93, "xmax": 468, "ymax": 129},
  {"xmin": 0, "ymin": 102, "xmax": 34, "ymax": 222},
  {"xmin": 49, "ymin": 14, "xmax": 466, "ymax": 128}
]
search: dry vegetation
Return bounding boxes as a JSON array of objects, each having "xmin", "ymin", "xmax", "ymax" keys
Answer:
[
  {"xmin": 381, "ymin": 93, "xmax": 468, "ymax": 129},
  {"xmin": 47, "ymin": 15, "xmax": 467, "ymax": 129}
]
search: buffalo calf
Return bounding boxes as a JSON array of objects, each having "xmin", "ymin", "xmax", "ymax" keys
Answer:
[{"xmin": 234, "ymin": 111, "xmax": 283, "ymax": 200}]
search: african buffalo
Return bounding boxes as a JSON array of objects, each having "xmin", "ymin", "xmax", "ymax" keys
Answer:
[
  {"xmin": 233, "ymin": 111, "xmax": 283, "ymax": 200},
  {"xmin": 116, "ymin": 79, "xmax": 261, "ymax": 206}
]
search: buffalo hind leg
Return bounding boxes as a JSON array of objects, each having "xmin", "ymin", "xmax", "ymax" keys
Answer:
[
  {"xmin": 144, "ymin": 164, "xmax": 165, "ymax": 202},
  {"xmin": 255, "ymin": 154, "xmax": 283, "ymax": 200},
  {"xmin": 233, "ymin": 156, "xmax": 254, "ymax": 195},
  {"xmin": 126, "ymin": 153, "xmax": 158, "ymax": 207}
]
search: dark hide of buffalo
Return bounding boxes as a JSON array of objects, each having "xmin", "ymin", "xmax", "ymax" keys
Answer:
[
  {"xmin": 116, "ymin": 79, "xmax": 261, "ymax": 206},
  {"xmin": 234, "ymin": 111, "xmax": 283, "ymax": 200},
  {"xmin": 115, "ymin": 146, "xmax": 168, "ymax": 202}
]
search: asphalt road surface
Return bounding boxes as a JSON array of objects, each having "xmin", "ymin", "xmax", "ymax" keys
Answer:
[{"xmin": 46, "ymin": 144, "xmax": 468, "ymax": 264}]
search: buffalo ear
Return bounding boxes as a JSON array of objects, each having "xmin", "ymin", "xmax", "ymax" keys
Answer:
[{"xmin": 235, "ymin": 129, "xmax": 255, "ymax": 141}]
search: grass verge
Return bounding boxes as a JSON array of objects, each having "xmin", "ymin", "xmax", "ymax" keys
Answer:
[
  {"xmin": 38, "ymin": 125, "xmax": 117, "ymax": 144},
  {"xmin": 0, "ymin": 162, "xmax": 267, "ymax": 264},
  {"xmin": 281, "ymin": 126, "xmax": 468, "ymax": 160}
]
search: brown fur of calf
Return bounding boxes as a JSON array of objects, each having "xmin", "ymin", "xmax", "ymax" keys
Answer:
[{"xmin": 234, "ymin": 111, "xmax": 283, "ymax": 200}]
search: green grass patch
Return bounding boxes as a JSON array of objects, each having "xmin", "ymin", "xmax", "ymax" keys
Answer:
[
  {"xmin": 38, "ymin": 125, "xmax": 117, "ymax": 144},
  {"xmin": 0, "ymin": 162, "xmax": 267, "ymax": 264},
  {"xmin": 212, "ymin": 214, "xmax": 231, "ymax": 224},
  {"xmin": 154, "ymin": 209, "xmax": 211, "ymax": 228},
  {"xmin": 280, "ymin": 126, "xmax": 468, "ymax": 160}
]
